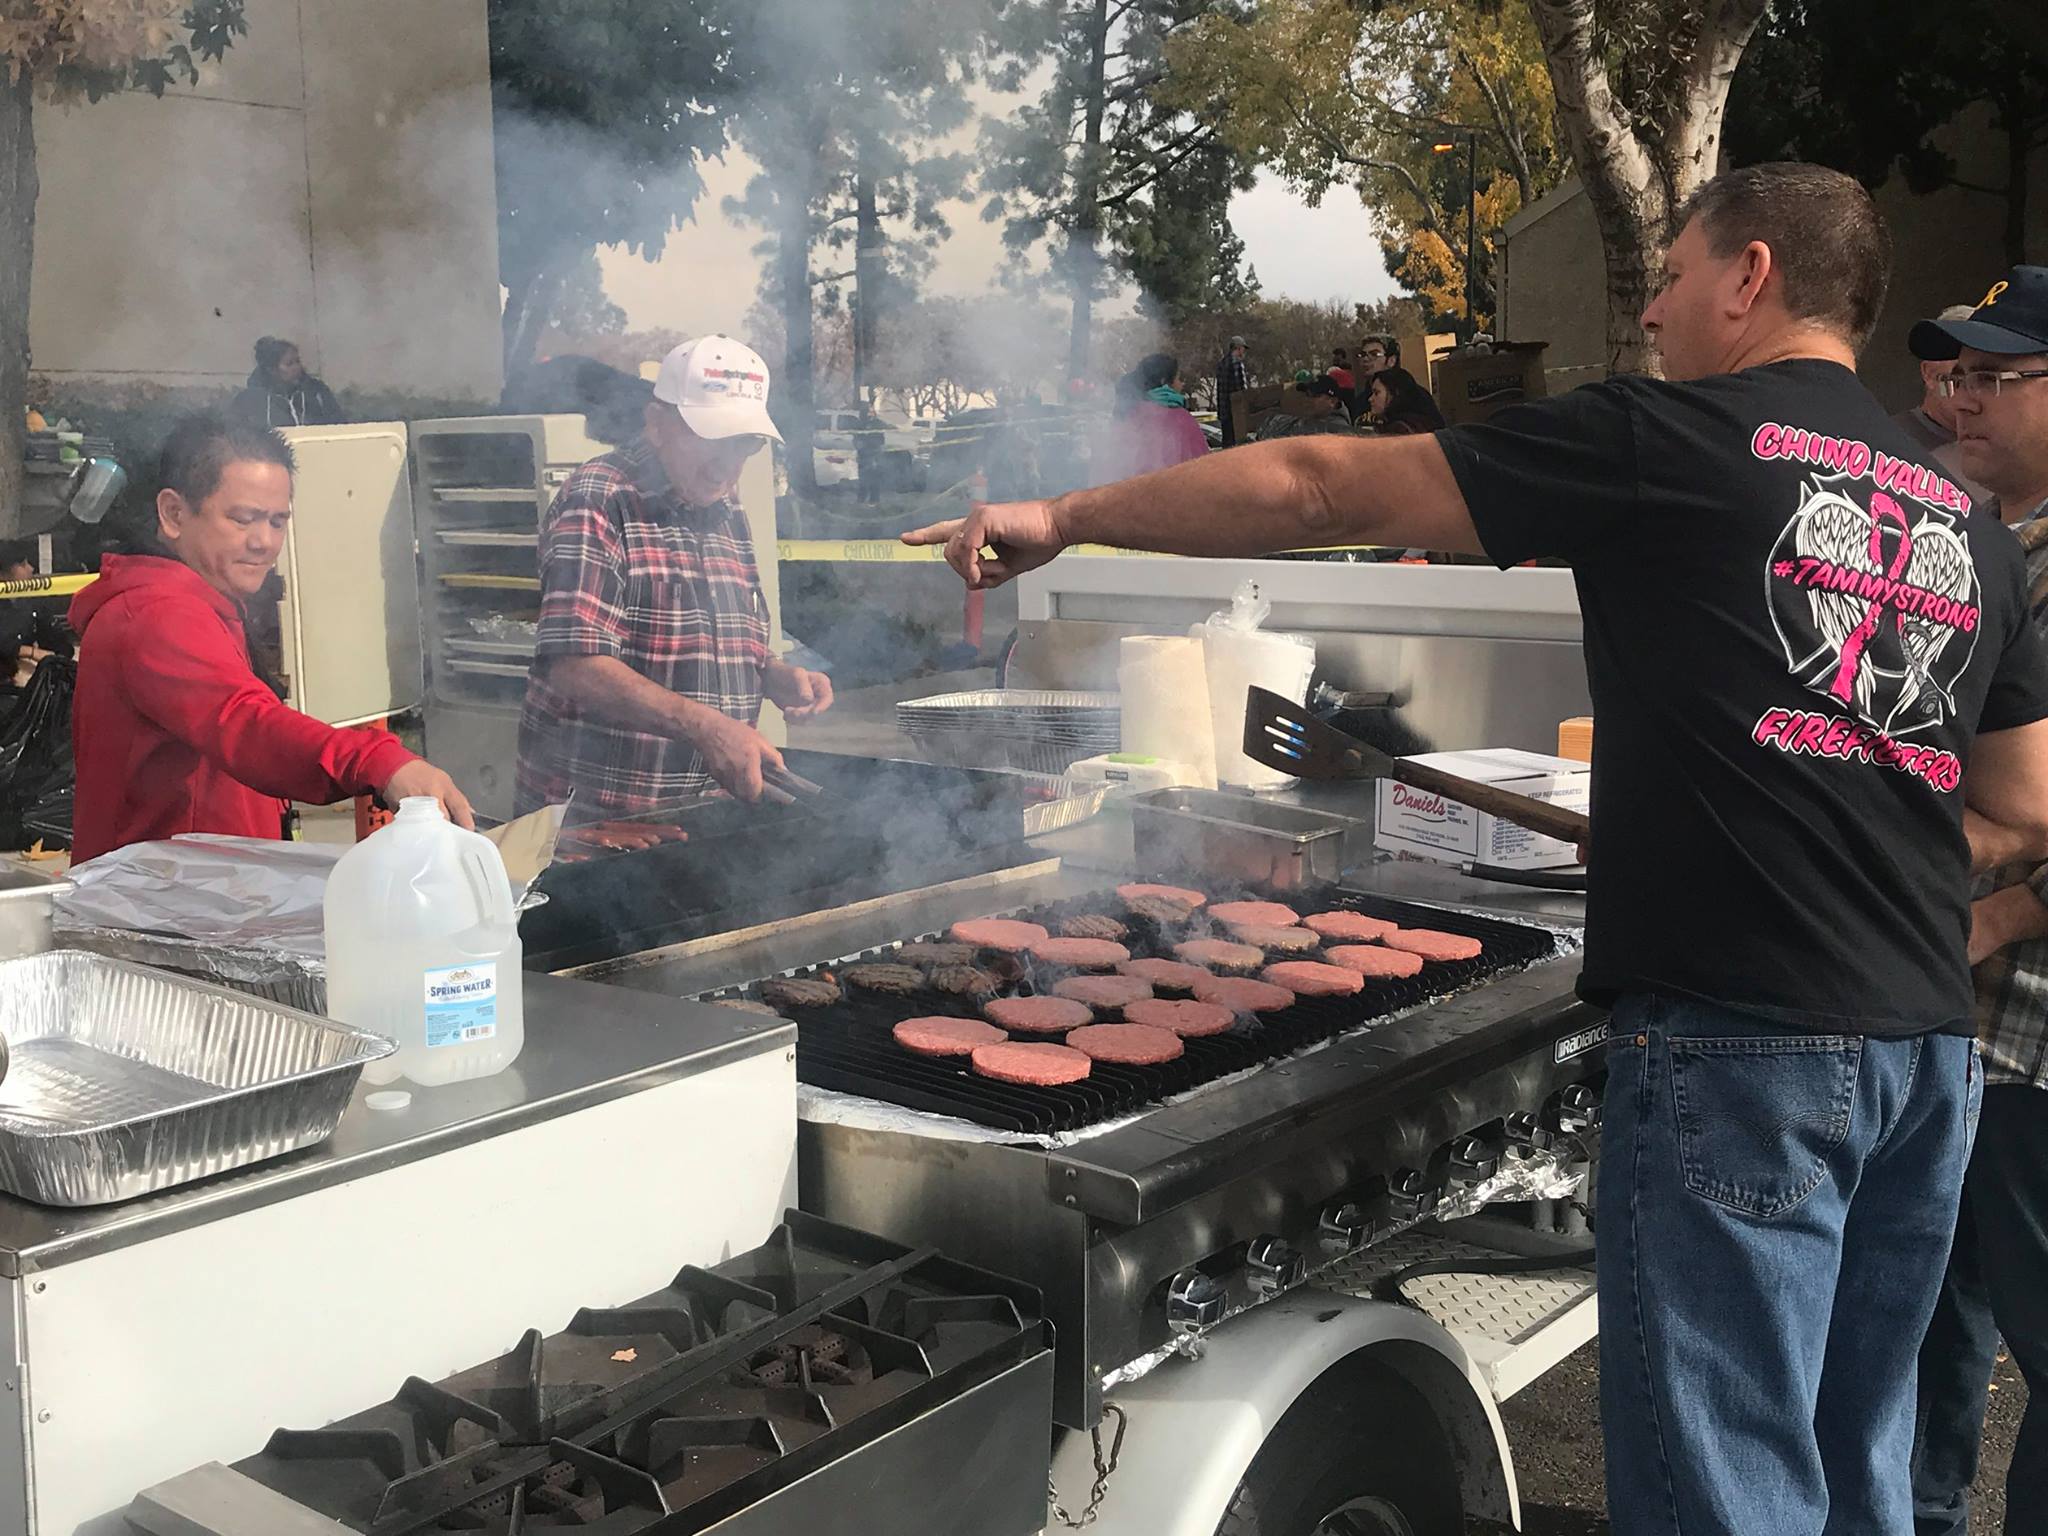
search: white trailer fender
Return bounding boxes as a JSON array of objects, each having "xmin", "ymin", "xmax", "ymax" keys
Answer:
[{"xmin": 1052, "ymin": 1288, "xmax": 1518, "ymax": 1536}]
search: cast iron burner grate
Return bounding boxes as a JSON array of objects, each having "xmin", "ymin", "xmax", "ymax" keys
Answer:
[
  {"xmin": 223, "ymin": 1214, "xmax": 1047, "ymax": 1535},
  {"xmin": 710, "ymin": 884, "xmax": 1560, "ymax": 1136}
]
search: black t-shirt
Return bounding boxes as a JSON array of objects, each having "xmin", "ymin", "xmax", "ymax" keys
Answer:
[{"xmin": 1439, "ymin": 358, "xmax": 2048, "ymax": 1035}]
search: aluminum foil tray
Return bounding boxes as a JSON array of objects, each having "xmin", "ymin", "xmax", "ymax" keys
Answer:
[{"xmin": 0, "ymin": 951, "xmax": 395, "ymax": 1207}]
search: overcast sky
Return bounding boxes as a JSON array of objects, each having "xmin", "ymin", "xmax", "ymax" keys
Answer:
[{"xmin": 599, "ymin": 150, "xmax": 1401, "ymax": 347}]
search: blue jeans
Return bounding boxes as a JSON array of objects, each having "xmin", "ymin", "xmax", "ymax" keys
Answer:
[{"xmin": 1598, "ymin": 992, "xmax": 1980, "ymax": 1535}]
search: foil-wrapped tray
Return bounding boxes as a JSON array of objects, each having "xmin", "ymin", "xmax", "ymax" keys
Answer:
[{"xmin": 0, "ymin": 951, "xmax": 395, "ymax": 1206}]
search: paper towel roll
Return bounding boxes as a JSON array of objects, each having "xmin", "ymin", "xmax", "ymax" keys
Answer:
[
  {"xmin": 1119, "ymin": 636, "xmax": 1217, "ymax": 790},
  {"xmin": 1201, "ymin": 626, "xmax": 1317, "ymax": 789}
]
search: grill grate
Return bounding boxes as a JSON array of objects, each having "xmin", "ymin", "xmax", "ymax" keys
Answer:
[{"xmin": 709, "ymin": 885, "xmax": 1560, "ymax": 1134}]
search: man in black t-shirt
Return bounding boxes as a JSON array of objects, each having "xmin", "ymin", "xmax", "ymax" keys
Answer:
[{"xmin": 907, "ymin": 163, "xmax": 2048, "ymax": 1535}]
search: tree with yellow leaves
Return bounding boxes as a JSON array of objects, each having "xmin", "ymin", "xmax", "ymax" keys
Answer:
[
  {"xmin": 1164, "ymin": 0, "xmax": 1565, "ymax": 338},
  {"xmin": 0, "ymin": 1, "xmax": 246, "ymax": 531}
]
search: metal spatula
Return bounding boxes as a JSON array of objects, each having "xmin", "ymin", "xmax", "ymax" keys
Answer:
[{"xmin": 1243, "ymin": 686, "xmax": 1591, "ymax": 846}]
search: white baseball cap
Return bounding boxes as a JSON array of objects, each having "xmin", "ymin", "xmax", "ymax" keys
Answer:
[{"xmin": 652, "ymin": 335, "xmax": 783, "ymax": 444}]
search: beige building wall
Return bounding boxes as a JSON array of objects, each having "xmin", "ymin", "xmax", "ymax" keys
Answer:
[
  {"xmin": 27, "ymin": 0, "xmax": 502, "ymax": 400},
  {"xmin": 1499, "ymin": 105, "xmax": 2048, "ymax": 407}
]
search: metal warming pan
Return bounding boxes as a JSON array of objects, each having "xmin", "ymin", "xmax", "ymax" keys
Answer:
[{"xmin": 0, "ymin": 951, "xmax": 393, "ymax": 1205}]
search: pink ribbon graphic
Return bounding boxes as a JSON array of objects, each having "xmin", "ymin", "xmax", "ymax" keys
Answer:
[{"xmin": 1828, "ymin": 491, "xmax": 1912, "ymax": 704}]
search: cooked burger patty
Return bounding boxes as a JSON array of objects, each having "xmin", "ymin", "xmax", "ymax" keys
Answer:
[
  {"xmin": 1225, "ymin": 923, "xmax": 1320, "ymax": 954},
  {"xmin": 1302, "ymin": 910, "xmax": 1399, "ymax": 943},
  {"xmin": 1066, "ymin": 1023, "xmax": 1185, "ymax": 1065},
  {"xmin": 1174, "ymin": 938, "xmax": 1267, "ymax": 974},
  {"xmin": 949, "ymin": 918, "xmax": 1051, "ymax": 952},
  {"xmin": 1207, "ymin": 900, "xmax": 1302, "ymax": 928},
  {"xmin": 1126, "ymin": 895, "xmax": 1205, "ymax": 927},
  {"xmin": 715, "ymin": 999, "xmax": 786, "ymax": 1018},
  {"xmin": 984, "ymin": 995, "xmax": 1095, "ymax": 1033},
  {"xmin": 1261, "ymin": 961, "xmax": 1365, "ymax": 997},
  {"xmin": 1116, "ymin": 882, "xmax": 1208, "ymax": 911},
  {"xmin": 971, "ymin": 1041, "xmax": 1093, "ymax": 1085},
  {"xmin": 1053, "ymin": 975, "xmax": 1156, "ymax": 1010},
  {"xmin": 894, "ymin": 1016, "xmax": 1008, "ymax": 1057},
  {"xmin": 1123, "ymin": 997, "xmax": 1236, "ymax": 1037},
  {"xmin": 1191, "ymin": 975, "xmax": 1296, "ymax": 1013},
  {"xmin": 1028, "ymin": 936, "xmax": 1132, "ymax": 970},
  {"xmin": 1382, "ymin": 928, "xmax": 1484, "ymax": 962},
  {"xmin": 894, "ymin": 941, "xmax": 979, "ymax": 968},
  {"xmin": 1119, "ymin": 958, "xmax": 1211, "ymax": 992},
  {"xmin": 1324, "ymin": 944, "xmax": 1425, "ymax": 978},
  {"xmin": 926, "ymin": 964, "xmax": 1002, "ymax": 997},
  {"xmin": 759, "ymin": 975, "xmax": 843, "ymax": 1008},
  {"xmin": 843, "ymin": 962, "xmax": 928, "ymax": 996},
  {"xmin": 1059, "ymin": 914, "xmax": 1130, "ymax": 941}
]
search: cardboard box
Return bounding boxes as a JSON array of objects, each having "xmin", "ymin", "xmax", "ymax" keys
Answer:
[
  {"xmin": 1431, "ymin": 342, "xmax": 1548, "ymax": 426},
  {"xmin": 1374, "ymin": 747, "xmax": 1589, "ymax": 870}
]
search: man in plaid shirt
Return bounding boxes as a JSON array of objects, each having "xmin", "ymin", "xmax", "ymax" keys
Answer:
[
  {"xmin": 1215, "ymin": 336, "xmax": 1249, "ymax": 447},
  {"xmin": 1909, "ymin": 268, "xmax": 2048, "ymax": 1536},
  {"xmin": 515, "ymin": 336, "xmax": 832, "ymax": 814}
]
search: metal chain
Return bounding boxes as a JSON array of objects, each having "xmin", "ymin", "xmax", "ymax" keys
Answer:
[{"xmin": 1047, "ymin": 1402, "xmax": 1129, "ymax": 1528}]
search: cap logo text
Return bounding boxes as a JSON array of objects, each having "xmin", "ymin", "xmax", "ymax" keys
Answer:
[{"xmin": 1980, "ymin": 280, "xmax": 2009, "ymax": 309}]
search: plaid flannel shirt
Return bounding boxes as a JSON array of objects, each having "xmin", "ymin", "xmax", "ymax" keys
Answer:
[
  {"xmin": 515, "ymin": 439, "xmax": 769, "ymax": 815},
  {"xmin": 1217, "ymin": 354, "xmax": 1249, "ymax": 399},
  {"xmin": 1973, "ymin": 500, "xmax": 2048, "ymax": 1089}
]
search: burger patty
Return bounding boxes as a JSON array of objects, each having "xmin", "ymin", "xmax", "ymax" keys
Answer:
[
  {"xmin": 1206, "ymin": 900, "xmax": 1302, "ymax": 928},
  {"xmin": 984, "ymin": 995, "xmax": 1096, "ymax": 1033},
  {"xmin": 1028, "ymin": 936, "xmax": 1132, "ymax": 970},
  {"xmin": 1191, "ymin": 975, "xmax": 1296, "ymax": 1013},
  {"xmin": 972, "ymin": 1041, "xmax": 1093, "ymax": 1085},
  {"xmin": 1123, "ymin": 997, "xmax": 1237, "ymax": 1037},
  {"xmin": 1302, "ymin": 910, "xmax": 1399, "ymax": 943},
  {"xmin": 1261, "ymin": 961, "xmax": 1365, "ymax": 997},
  {"xmin": 1066, "ymin": 1023, "xmax": 1185, "ymax": 1065},
  {"xmin": 926, "ymin": 963, "xmax": 1002, "ymax": 997},
  {"xmin": 1225, "ymin": 923, "xmax": 1320, "ymax": 954},
  {"xmin": 894, "ymin": 941, "xmax": 979, "ymax": 969},
  {"xmin": 893, "ymin": 1016, "xmax": 1008, "ymax": 1057},
  {"xmin": 950, "ymin": 918, "xmax": 1052, "ymax": 952},
  {"xmin": 1126, "ymin": 895, "xmax": 1206, "ymax": 927},
  {"xmin": 1053, "ymin": 974, "xmax": 1156, "ymax": 1010},
  {"xmin": 759, "ymin": 975, "xmax": 843, "ymax": 1008},
  {"xmin": 1382, "ymin": 928, "xmax": 1484, "ymax": 962},
  {"xmin": 715, "ymin": 998, "xmax": 787, "ymax": 1018},
  {"xmin": 1118, "ymin": 958, "xmax": 1211, "ymax": 992},
  {"xmin": 1324, "ymin": 944, "xmax": 1425, "ymax": 979},
  {"xmin": 842, "ymin": 962, "xmax": 928, "ymax": 996},
  {"xmin": 1116, "ymin": 882, "xmax": 1208, "ymax": 911},
  {"xmin": 1059, "ymin": 914, "xmax": 1131, "ymax": 941},
  {"xmin": 1174, "ymin": 938, "xmax": 1267, "ymax": 974}
]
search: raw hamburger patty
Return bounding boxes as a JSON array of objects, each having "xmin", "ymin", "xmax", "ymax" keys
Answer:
[
  {"xmin": 949, "ymin": 918, "xmax": 1051, "ymax": 952},
  {"xmin": 1207, "ymin": 900, "xmax": 1301, "ymax": 928},
  {"xmin": 894, "ymin": 941, "xmax": 978, "ymax": 968},
  {"xmin": 1124, "ymin": 997, "xmax": 1237, "ymax": 1037},
  {"xmin": 1325, "ymin": 944, "xmax": 1425, "ymax": 979},
  {"xmin": 984, "ymin": 996, "xmax": 1096, "ymax": 1033},
  {"xmin": 1302, "ymin": 910, "xmax": 1399, "ymax": 943},
  {"xmin": 1262, "ymin": 961, "xmax": 1365, "ymax": 997},
  {"xmin": 1174, "ymin": 938, "xmax": 1267, "ymax": 974},
  {"xmin": 1054, "ymin": 975, "xmax": 1156, "ymax": 1010},
  {"xmin": 1028, "ymin": 936, "xmax": 1132, "ymax": 970},
  {"xmin": 926, "ymin": 964, "xmax": 1002, "ymax": 997},
  {"xmin": 1117, "ymin": 882, "xmax": 1208, "ymax": 911},
  {"xmin": 972, "ymin": 1041, "xmax": 1092, "ymax": 1085},
  {"xmin": 893, "ymin": 1016, "xmax": 1008, "ymax": 1057},
  {"xmin": 1127, "ymin": 895, "xmax": 1205, "ymax": 927},
  {"xmin": 843, "ymin": 962, "xmax": 928, "ymax": 996},
  {"xmin": 1119, "ymin": 958, "xmax": 1210, "ymax": 992},
  {"xmin": 1383, "ymin": 928, "xmax": 1485, "ymax": 962},
  {"xmin": 1059, "ymin": 914, "xmax": 1130, "ymax": 941},
  {"xmin": 1066, "ymin": 1023, "xmax": 1185, "ymax": 1065},
  {"xmin": 1226, "ymin": 923, "xmax": 1320, "ymax": 954},
  {"xmin": 1192, "ymin": 975, "xmax": 1296, "ymax": 1013},
  {"xmin": 759, "ymin": 975, "xmax": 843, "ymax": 1008}
]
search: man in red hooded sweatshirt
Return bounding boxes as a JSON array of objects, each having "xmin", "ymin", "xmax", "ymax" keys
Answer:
[{"xmin": 67, "ymin": 412, "xmax": 472, "ymax": 863}]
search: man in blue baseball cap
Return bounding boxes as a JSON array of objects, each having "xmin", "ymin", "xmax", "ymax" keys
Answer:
[{"xmin": 1909, "ymin": 265, "xmax": 2048, "ymax": 1536}]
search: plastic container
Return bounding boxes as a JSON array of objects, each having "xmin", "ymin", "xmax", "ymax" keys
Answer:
[{"xmin": 323, "ymin": 797, "xmax": 524, "ymax": 1087}]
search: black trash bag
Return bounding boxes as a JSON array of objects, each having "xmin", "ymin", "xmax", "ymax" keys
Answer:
[{"xmin": 0, "ymin": 653, "xmax": 75, "ymax": 850}]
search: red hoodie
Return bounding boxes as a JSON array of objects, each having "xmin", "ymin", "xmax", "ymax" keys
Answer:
[{"xmin": 67, "ymin": 554, "xmax": 415, "ymax": 863}]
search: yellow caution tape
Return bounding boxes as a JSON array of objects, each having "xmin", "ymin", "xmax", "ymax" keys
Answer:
[{"xmin": 0, "ymin": 573, "xmax": 96, "ymax": 601}]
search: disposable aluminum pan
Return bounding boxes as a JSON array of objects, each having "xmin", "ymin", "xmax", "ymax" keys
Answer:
[
  {"xmin": 0, "ymin": 951, "xmax": 395, "ymax": 1206},
  {"xmin": 1128, "ymin": 787, "xmax": 1355, "ymax": 890}
]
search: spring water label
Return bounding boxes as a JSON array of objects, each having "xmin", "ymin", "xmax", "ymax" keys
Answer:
[{"xmin": 423, "ymin": 962, "xmax": 498, "ymax": 1048}]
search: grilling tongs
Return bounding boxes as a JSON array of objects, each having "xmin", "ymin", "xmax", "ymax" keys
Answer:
[{"xmin": 1244, "ymin": 687, "xmax": 1591, "ymax": 884}]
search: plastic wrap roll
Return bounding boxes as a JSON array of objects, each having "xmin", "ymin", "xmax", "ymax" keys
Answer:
[
  {"xmin": 1201, "ymin": 626, "xmax": 1317, "ymax": 789},
  {"xmin": 1118, "ymin": 636, "xmax": 1217, "ymax": 789}
]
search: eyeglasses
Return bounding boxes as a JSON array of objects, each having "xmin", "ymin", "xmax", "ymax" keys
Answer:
[{"xmin": 1937, "ymin": 368, "xmax": 2048, "ymax": 398}]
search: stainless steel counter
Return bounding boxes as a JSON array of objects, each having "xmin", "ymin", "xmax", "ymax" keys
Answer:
[{"xmin": 0, "ymin": 972, "xmax": 793, "ymax": 1275}]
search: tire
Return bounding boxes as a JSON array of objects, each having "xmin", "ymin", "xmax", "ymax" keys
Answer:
[{"xmin": 1214, "ymin": 1356, "xmax": 1463, "ymax": 1536}]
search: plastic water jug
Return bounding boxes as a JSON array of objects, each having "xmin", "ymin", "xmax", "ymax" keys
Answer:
[{"xmin": 324, "ymin": 797, "xmax": 524, "ymax": 1087}]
